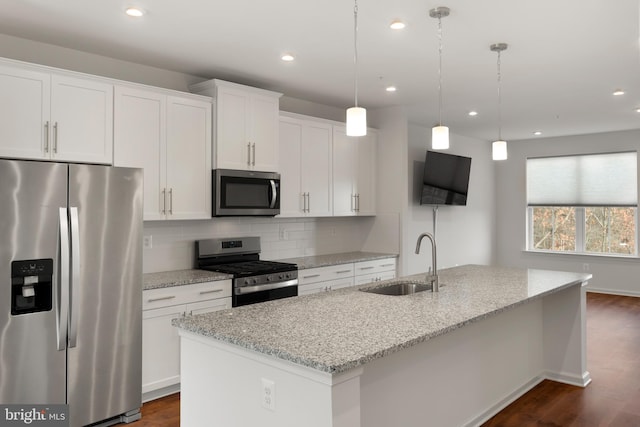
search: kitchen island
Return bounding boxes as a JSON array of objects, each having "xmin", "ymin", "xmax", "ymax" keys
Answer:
[{"xmin": 173, "ymin": 265, "xmax": 591, "ymax": 427}]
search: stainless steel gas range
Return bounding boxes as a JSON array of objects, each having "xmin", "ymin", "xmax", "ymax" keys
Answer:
[{"xmin": 196, "ymin": 237, "xmax": 298, "ymax": 307}]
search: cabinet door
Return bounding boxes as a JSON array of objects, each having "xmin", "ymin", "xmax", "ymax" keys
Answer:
[
  {"xmin": 355, "ymin": 130, "xmax": 377, "ymax": 215},
  {"xmin": 142, "ymin": 304, "xmax": 185, "ymax": 395},
  {"xmin": 251, "ymin": 94, "xmax": 279, "ymax": 171},
  {"xmin": 215, "ymin": 87, "xmax": 251, "ymax": 169},
  {"xmin": 302, "ymin": 121, "xmax": 332, "ymax": 216},
  {"xmin": 51, "ymin": 75, "xmax": 113, "ymax": 164},
  {"xmin": 114, "ymin": 86, "xmax": 166, "ymax": 221},
  {"xmin": 278, "ymin": 117, "xmax": 304, "ymax": 216},
  {"xmin": 166, "ymin": 96, "xmax": 212, "ymax": 219},
  {"xmin": 332, "ymin": 126, "xmax": 357, "ymax": 216},
  {"xmin": 0, "ymin": 64, "xmax": 50, "ymax": 160}
]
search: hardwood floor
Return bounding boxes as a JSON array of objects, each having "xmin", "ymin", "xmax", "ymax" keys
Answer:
[{"xmin": 130, "ymin": 293, "xmax": 640, "ymax": 426}]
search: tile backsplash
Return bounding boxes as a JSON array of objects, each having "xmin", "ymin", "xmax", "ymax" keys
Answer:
[{"xmin": 143, "ymin": 216, "xmax": 374, "ymax": 273}]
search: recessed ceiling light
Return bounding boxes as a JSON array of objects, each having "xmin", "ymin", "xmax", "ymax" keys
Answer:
[
  {"xmin": 390, "ymin": 20, "xmax": 406, "ymax": 30},
  {"xmin": 281, "ymin": 54, "xmax": 295, "ymax": 62},
  {"xmin": 635, "ymin": 108, "xmax": 640, "ymax": 113},
  {"xmin": 533, "ymin": 131, "xmax": 542, "ymax": 136},
  {"xmin": 468, "ymin": 111, "xmax": 478, "ymax": 116},
  {"xmin": 613, "ymin": 89, "xmax": 625, "ymax": 96},
  {"xmin": 386, "ymin": 86, "xmax": 397, "ymax": 92},
  {"xmin": 125, "ymin": 7, "xmax": 144, "ymax": 17}
]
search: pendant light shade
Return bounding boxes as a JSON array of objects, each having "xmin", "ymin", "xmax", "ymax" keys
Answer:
[
  {"xmin": 430, "ymin": 6, "xmax": 450, "ymax": 150},
  {"xmin": 346, "ymin": 107, "xmax": 367, "ymax": 136},
  {"xmin": 490, "ymin": 43, "xmax": 508, "ymax": 161},
  {"xmin": 492, "ymin": 140, "xmax": 508, "ymax": 160},
  {"xmin": 432, "ymin": 125, "xmax": 449, "ymax": 149},
  {"xmin": 346, "ymin": 0, "xmax": 367, "ymax": 136}
]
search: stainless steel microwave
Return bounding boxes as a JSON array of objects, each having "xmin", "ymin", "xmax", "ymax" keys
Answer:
[{"xmin": 212, "ymin": 169, "xmax": 280, "ymax": 216}]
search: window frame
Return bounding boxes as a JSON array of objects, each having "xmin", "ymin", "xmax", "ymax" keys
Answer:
[{"xmin": 526, "ymin": 206, "xmax": 638, "ymax": 257}]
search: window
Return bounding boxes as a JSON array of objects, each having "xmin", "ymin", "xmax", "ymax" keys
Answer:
[{"xmin": 526, "ymin": 152, "xmax": 638, "ymax": 256}]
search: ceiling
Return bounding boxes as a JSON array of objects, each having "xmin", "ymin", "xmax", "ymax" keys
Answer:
[{"xmin": 1, "ymin": 0, "xmax": 639, "ymax": 141}]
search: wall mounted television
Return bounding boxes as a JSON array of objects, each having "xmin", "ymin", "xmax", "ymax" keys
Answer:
[{"xmin": 420, "ymin": 150, "xmax": 472, "ymax": 206}]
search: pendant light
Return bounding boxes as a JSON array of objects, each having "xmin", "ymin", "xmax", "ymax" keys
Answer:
[
  {"xmin": 346, "ymin": 0, "xmax": 367, "ymax": 136},
  {"xmin": 490, "ymin": 43, "xmax": 508, "ymax": 160},
  {"xmin": 429, "ymin": 6, "xmax": 450, "ymax": 150}
]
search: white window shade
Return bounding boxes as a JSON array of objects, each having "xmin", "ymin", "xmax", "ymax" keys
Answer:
[{"xmin": 527, "ymin": 152, "xmax": 638, "ymax": 206}]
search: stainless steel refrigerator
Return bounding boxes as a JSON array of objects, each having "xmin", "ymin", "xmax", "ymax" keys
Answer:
[{"xmin": 0, "ymin": 159, "xmax": 143, "ymax": 426}]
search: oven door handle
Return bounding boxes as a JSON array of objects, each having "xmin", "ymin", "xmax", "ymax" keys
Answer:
[
  {"xmin": 269, "ymin": 179, "xmax": 278, "ymax": 209},
  {"xmin": 235, "ymin": 279, "xmax": 297, "ymax": 295}
]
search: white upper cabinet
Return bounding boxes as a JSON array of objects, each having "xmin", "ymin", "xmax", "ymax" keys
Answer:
[
  {"xmin": 279, "ymin": 114, "xmax": 333, "ymax": 217},
  {"xmin": 190, "ymin": 79, "xmax": 281, "ymax": 171},
  {"xmin": 114, "ymin": 86, "xmax": 211, "ymax": 221},
  {"xmin": 332, "ymin": 126, "xmax": 377, "ymax": 216},
  {"xmin": 0, "ymin": 62, "xmax": 113, "ymax": 164}
]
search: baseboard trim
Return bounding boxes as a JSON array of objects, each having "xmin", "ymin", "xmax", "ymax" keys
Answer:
[
  {"xmin": 546, "ymin": 370, "xmax": 592, "ymax": 387},
  {"xmin": 587, "ymin": 288, "xmax": 640, "ymax": 297},
  {"xmin": 142, "ymin": 383, "xmax": 180, "ymax": 403}
]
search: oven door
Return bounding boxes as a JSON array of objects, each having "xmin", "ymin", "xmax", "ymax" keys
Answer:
[
  {"xmin": 233, "ymin": 280, "xmax": 298, "ymax": 307},
  {"xmin": 213, "ymin": 169, "xmax": 280, "ymax": 216}
]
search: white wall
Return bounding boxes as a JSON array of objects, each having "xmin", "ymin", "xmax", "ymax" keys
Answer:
[
  {"xmin": 495, "ymin": 129, "xmax": 640, "ymax": 296},
  {"xmin": 405, "ymin": 125, "xmax": 496, "ymax": 275}
]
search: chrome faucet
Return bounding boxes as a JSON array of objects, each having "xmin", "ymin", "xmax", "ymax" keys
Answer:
[{"xmin": 415, "ymin": 232, "xmax": 439, "ymax": 292}]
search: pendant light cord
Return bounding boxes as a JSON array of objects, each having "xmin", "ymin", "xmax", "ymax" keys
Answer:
[
  {"xmin": 353, "ymin": 0, "xmax": 359, "ymax": 108},
  {"xmin": 437, "ymin": 15, "xmax": 443, "ymax": 126},
  {"xmin": 497, "ymin": 49, "xmax": 502, "ymax": 141}
]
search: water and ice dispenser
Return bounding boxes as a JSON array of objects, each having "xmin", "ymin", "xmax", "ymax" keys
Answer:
[{"xmin": 11, "ymin": 259, "xmax": 53, "ymax": 315}]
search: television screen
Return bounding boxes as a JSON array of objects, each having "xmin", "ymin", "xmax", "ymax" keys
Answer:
[{"xmin": 420, "ymin": 150, "xmax": 472, "ymax": 206}]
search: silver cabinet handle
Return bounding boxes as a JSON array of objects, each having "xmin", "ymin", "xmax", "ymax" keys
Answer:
[
  {"xmin": 336, "ymin": 270, "xmax": 351, "ymax": 274},
  {"xmin": 53, "ymin": 122, "xmax": 58, "ymax": 154},
  {"xmin": 381, "ymin": 263, "xmax": 395, "ymax": 268},
  {"xmin": 252, "ymin": 143, "xmax": 256, "ymax": 166},
  {"xmin": 359, "ymin": 266, "xmax": 375, "ymax": 270},
  {"xmin": 147, "ymin": 295, "xmax": 176, "ymax": 303},
  {"xmin": 356, "ymin": 194, "xmax": 360, "ymax": 212},
  {"xmin": 303, "ymin": 274, "xmax": 321, "ymax": 279},
  {"xmin": 199, "ymin": 289, "xmax": 223, "ymax": 295},
  {"xmin": 169, "ymin": 188, "xmax": 173, "ymax": 214},
  {"xmin": 44, "ymin": 121, "xmax": 50, "ymax": 153},
  {"xmin": 161, "ymin": 188, "xmax": 166, "ymax": 214},
  {"xmin": 307, "ymin": 192, "xmax": 310, "ymax": 212},
  {"xmin": 247, "ymin": 142, "xmax": 251, "ymax": 166}
]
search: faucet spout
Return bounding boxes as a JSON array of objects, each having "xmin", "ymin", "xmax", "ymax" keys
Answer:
[{"xmin": 415, "ymin": 232, "xmax": 439, "ymax": 292}]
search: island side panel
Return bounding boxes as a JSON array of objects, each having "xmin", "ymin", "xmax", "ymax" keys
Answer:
[
  {"xmin": 359, "ymin": 298, "xmax": 546, "ymax": 427},
  {"xmin": 542, "ymin": 281, "xmax": 591, "ymax": 386},
  {"xmin": 178, "ymin": 331, "xmax": 362, "ymax": 427}
]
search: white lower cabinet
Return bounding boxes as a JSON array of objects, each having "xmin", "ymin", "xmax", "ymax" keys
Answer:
[
  {"xmin": 142, "ymin": 280, "xmax": 231, "ymax": 402},
  {"xmin": 298, "ymin": 257, "xmax": 397, "ymax": 295},
  {"xmin": 298, "ymin": 264, "xmax": 354, "ymax": 296},
  {"xmin": 353, "ymin": 258, "xmax": 397, "ymax": 285}
]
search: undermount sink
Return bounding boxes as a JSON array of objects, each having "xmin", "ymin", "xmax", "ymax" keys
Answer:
[{"xmin": 360, "ymin": 280, "xmax": 433, "ymax": 296}]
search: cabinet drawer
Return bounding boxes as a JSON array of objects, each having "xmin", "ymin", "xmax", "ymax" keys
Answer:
[
  {"xmin": 298, "ymin": 264, "xmax": 354, "ymax": 285},
  {"xmin": 299, "ymin": 277, "xmax": 355, "ymax": 295},
  {"xmin": 143, "ymin": 280, "xmax": 232, "ymax": 310},
  {"xmin": 354, "ymin": 270, "xmax": 397, "ymax": 286},
  {"xmin": 354, "ymin": 258, "xmax": 397, "ymax": 276}
]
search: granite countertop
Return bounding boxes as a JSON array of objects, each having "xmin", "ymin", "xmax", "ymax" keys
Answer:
[
  {"xmin": 173, "ymin": 264, "xmax": 591, "ymax": 374},
  {"xmin": 143, "ymin": 269, "xmax": 232, "ymax": 290},
  {"xmin": 278, "ymin": 251, "xmax": 398, "ymax": 269}
]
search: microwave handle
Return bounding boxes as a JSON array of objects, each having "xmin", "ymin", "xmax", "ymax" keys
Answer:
[{"xmin": 269, "ymin": 180, "xmax": 277, "ymax": 209}]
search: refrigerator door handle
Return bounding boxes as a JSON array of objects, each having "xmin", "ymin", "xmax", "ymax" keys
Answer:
[
  {"xmin": 68, "ymin": 207, "xmax": 81, "ymax": 348},
  {"xmin": 57, "ymin": 208, "xmax": 70, "ymax": 351}
]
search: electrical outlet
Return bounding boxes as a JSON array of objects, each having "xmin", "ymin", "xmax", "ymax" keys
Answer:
[
  {"xmin": 143, "ymin": 235, "xmax": 153, "ymax": 249},
  {"xmin": 261, "ymin": 378, "xmax": 275, "ymax": 411},
  {"xmin": 583, "ymin": 263, "xmax": 590, "ymax": 271},
  {"xmin": 279, "ymin": 229, "xmax": 288, "ymax": 241}
]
